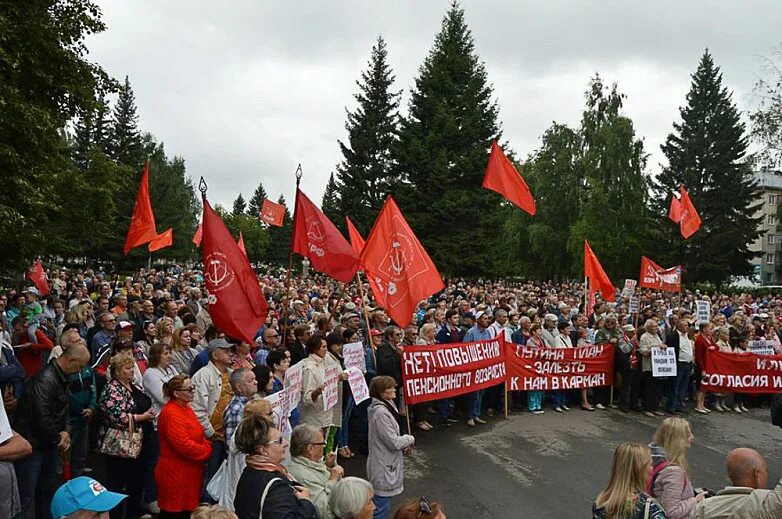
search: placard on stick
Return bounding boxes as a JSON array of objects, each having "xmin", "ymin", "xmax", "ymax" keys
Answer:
[{"xmin": 652, "ymin": 347, "xmax": 677, "ymax": 378}]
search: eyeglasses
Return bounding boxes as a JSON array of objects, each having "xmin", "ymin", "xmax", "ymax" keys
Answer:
[
  {"xmin": 309, "ymin": 442, "xmax": 326, "ymax": 446},
  {"xmin": 176, "ymin": 386, "xmax": 196, "ymax": 393},
  {"xmin": 265, "ymin": 436, "xmax": 284, "ymax": 445},
  {"xmin": 418, "ymin": 496, "xmax": 432, "ymax": 517}
]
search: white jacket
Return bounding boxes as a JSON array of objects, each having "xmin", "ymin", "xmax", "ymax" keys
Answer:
[{"xmin": 191, "ymin": 361, "xmax": 231, "ymax": 438}]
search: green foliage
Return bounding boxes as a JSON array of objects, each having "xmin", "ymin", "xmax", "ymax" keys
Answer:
[
  {"xmin": 108, "ymin": 76, "xmax": 144, "ymax": 170},
  {"xmin": 219, "ymin": 212, "xmax": 269, "ymax": 263},
  {"xmin": 266, "ymin": 195, "xmax": 292, "ymax": 266},
  {"xmin": 653, "ymin": 50, "xmax": 762, "ymax": 283},
  {"xmin": 321, "ymin": 173, "xmax": 341, "ymax": 230},
  {"xmin": 751, "ymin": 45, "xmax": 782, "ymax": 168},
  {"xmin": 394, "ymin": 2, "xmax": 501, "ymax": 275},
  {"xmin": 232, "ymin": 193, "xmax": 246, "ymax": 215},
  {"xmin": 335, "ymin": 36, "xmax": 400, "ymax": 236},
  {"xmin": 246, "ymin": 181, "xmax": 268, "ymax": 219}
]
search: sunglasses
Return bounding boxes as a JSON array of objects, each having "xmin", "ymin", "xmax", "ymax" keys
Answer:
[{"xmin": 418, "ymin": 496, "xmax": 432, "ymax": 517}]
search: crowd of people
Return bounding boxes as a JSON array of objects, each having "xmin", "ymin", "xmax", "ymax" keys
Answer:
[{"xmin": 1, "ymin": 264, "xmax": 782, "ymax": 519}]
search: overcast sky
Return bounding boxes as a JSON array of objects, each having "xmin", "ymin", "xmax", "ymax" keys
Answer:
[{"xmin": 87, "ymin": 1, "xmax": 782, "ymax": 211}]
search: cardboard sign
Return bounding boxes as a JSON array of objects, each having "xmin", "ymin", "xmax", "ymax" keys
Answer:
[
  {"xmin": 322, "ymin": 366, "xmax": 340, "ymax": 411},
  {"xmin": 265, "ymin": 387, "xmax": 291, "ymax": 433},
  {"xmin": 696, "ymin": 300, "xmax": 711, "ymax": 324},
  {"xmin": 628, "ymin": 295, "xmax": 639, "ymax": 314},
  {"xmin": 346, "ymin": 367, "xmax": 369, "ymax": 404},
  {"xmin": 343, "ymin": 342, "xmax": 366, "ymax": 373},
  {"xmin": 621, "ymin": 279, "xmax": 637, "ymax": 299},
  {"xmin": 284, "ymin": 362, "xmax": 303, "ymax": 409},
  {"xmin": 748, "ymin": 340, "xmax": 776, "ymax": 357},
  {"xmin": 652, "ymin": 347, "xmax": 677, "ymax": 377}
]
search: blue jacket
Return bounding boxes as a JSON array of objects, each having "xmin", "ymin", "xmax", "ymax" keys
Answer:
[{"xmin": 436, "ymin": 325, "xmax": 462, "ymax": 344}]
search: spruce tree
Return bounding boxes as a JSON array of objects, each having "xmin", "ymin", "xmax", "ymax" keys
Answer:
[
  {"xmin": 71, "ymin": 110, "xmax": 95, "ymax": 170},
  {"xmin": 109, "ymin": 76, "xmax": 145, "ymax": 169},
  {"xmin": 266, "ymin": 195, "xmax": 292, "ymax": 265},
  {"xmin": 232, "ymin": 193, "xmax": 247, "ymax": 215},
  {"xmin": 654, "ymin": 50, "xmax": 761, "ymax": 283},
  {"xmin": 395, "ymin": 2, "xmax": 501, "ymax": 275},
  {"xmin": 246, "ymin": 181, "xmax": 269, "ymax": 218},
  {"xmin": 321, "ymin": 173, "xmax": 341, "ymax": 229},
  {"xmin": 335, "ymin": 35, "xmax": 400, "ymax": 235}
]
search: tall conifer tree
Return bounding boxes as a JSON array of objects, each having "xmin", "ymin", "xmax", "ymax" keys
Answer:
[
  {"xmin": 232, "ymin": 193, "xmax": 247, "ymax": 215},
  {"xmin": 109, "ymin": 76, "xmax": 144, "ymax": 169},
  {"xmin": 321, "ymin": 173, "xmax": 341, "ymax": 228},
  {"xmin": 246, "ymin": 181, "xmax": 269, "ymax": 218}
]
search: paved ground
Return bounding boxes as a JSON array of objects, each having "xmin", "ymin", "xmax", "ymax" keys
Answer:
[{"xmin": 343, "ymin": 405, "xmax": 782, "ymax": 518}]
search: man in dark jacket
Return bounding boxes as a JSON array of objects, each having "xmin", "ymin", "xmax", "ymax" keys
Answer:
[
  {"xmin": 376, "ymin": 326, "xmax": 403, "ymax": 397},
  {"xmin": 13, "ymin": 342, "xmax": 90, "ymax": 519}
]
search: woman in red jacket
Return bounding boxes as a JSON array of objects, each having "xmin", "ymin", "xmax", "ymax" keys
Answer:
[
  {"xmin": 155, "ymin": 374, "xmax": 212, "ymax": 519},
  {"xmin": 693, "ymin": 321, "xmax": 717, "ymax": 414}
]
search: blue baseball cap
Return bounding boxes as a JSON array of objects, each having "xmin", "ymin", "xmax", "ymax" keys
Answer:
[{"xmin": 51, "ymin": 477, "xmax": 126, "ymax": 518}]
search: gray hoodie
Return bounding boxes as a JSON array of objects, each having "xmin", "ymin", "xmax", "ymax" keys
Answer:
[{"xmin": 366, "ymin": 398, "xmax": 415, "ymax": 498}]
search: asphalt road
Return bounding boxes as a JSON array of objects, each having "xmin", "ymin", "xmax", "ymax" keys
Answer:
[{"xmin": 342, "ymin": 405, "xmax": 782, "ymax": 518}]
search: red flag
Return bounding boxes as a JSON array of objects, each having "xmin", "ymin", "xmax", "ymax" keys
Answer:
[
  {"xmin": 148, "ymin": 228, "xmax": 173, "ymax": 252},
  {"xmin": 123, "ymin": 162, "xmax": 158, "ymax": 255},
  {"xmin": 260, "ymin": 198, "xmax": 285, "ymax": 227},
  {"xmin": 639, "ymin": 256, "xmax": 682, "ymax": 292},
  {"xmin": 679, "ymin": 185, "xmax": 701, "ymax": 239},
  {"xmin": 668, "ymin": 193, "xmax": 682, "ymax": 223},
  {"xmin": 584, "ymin": 240, "xmax": 615, "ymax": 301},
  {"xmin": 360, "ymin": 196, "xmax": 445, "ymax": 328},
  {"xmin": 237, "ymin": 231, "xmax": 247, "ymax": 256},
  {"xmin": 291, "ymin": 189, "xmax": 359, "ymax": 283},
  {"xmin": 345, "ymin": 216, "xmax": 365, "ymax": 256},
  {"xmin": 202, "ymin": 199, "xmax": 268, "ymax": 343},
  {"xmin": 482, "ymin": 140, "xmax": 537, "ymax": 216},
  {"xmin": 25, "ymin": 260, "xmax": 50, "ymax": 297},
  {"xmin": 193, "ymin": 224, "xmax": 203, "ymax": 246}
]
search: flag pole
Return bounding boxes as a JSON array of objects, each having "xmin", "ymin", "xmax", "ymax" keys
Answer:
[
  {"xmin": 355, "ymin": 271, "xmax": 377, "ymax": 369},
  {"xmin": 282, "ymin": 165, "xmax": 303, "ymax": 348}
]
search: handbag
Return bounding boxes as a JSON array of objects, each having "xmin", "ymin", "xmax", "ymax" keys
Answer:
[
  {"xmin": 258, "ymin": 477, "xmax": 282, "ymax": 518},
  {"xmin": 206, "ymin": 458, "xmax": 228, "ymax": 502},
  {"xmin": 97, "ymin": 414, "xmax": 143, "ymax": 459}
]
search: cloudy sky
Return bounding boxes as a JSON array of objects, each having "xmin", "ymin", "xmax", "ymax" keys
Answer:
[{"xmin": 87, "ymin": 1, "xmax": 782, "ymax": 211}]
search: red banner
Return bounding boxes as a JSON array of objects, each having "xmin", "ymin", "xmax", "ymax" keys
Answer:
[
  {"xmin": 402, "ymin": 338, "xmax": 506, "ymax": 405},
  {"xmin": 701, "ymin": 350, "xmax": 782, "ymax": 394},
  {"xmin": 639, "ymin": 256, "xmax": 681, "ymax": 292},
  {"xmin": 260, "ymin": 198, "xmax": 285, "ymax": 227},
  {"xmin": 505, "ymin": 343, "xmax": 615, "ymax": 391}
]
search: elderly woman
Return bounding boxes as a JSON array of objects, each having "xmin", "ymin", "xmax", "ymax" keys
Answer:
[
  {"xmin": 233, "ymin": 415, "xmax": 318, "ymax": 519},
  {"xmin": 713, "ymin": 326, "xmax": 733, "ymax": 412},
  {"xmin": 300, "ymin": 333, "xmax": 342, "ymax": 432},
  {"xmin": 288, "ymin": 424, "xmax": 345, "ymax": 519},
  {"xmin": 231, "ymin": 341, "xmax": 255, "ymax": 370},
  {"xmin": 693, "ymin": 322, "xmax": 717, "ymax": 414},
  {"xmin": 367, "ymin": 376, "xmax": 415, "ymax": 519},
  {"xmin": 98, "ymin": 354, "xmax": 155, "ymax": 519},
  {"xmin": 330, "ymin": 477, "xmax": 375, "ymax": 519},
  {"xmin": 156, "ymin": 374, "xmax": 213, "ymax": 518},
  {"xmin": 526, "ymin": 324, "xmax": 546, "ymax": 414},
  {"xmin": 639, "ymin": 319, "xmax": 665, "ymax": 418}
]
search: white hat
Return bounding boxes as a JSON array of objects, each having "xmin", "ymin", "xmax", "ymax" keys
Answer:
[{"xmin": 475, "ymin": 310, "xmax": 486, "ymax": 320}]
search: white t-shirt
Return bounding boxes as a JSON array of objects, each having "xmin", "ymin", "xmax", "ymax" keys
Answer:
[{"xmin": 678, "ymin": 331, "xmax": 693, "ymax": 363}]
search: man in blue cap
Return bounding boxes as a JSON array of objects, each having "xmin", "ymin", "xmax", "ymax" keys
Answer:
[{"xmin": 50, "ymin": 476, "xmax": 126, "ymax": 518}]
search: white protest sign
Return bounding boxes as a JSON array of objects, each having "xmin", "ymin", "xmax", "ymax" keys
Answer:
[
  {"xmin": 346, "ymin": 367, "xmax": 369, "ymax": 404},
  {"xmin": 343, "ymin": 342, "xmax": 366, "ymax": 373},
  {"xmin": 628, "ymin": 296, "xmax": 639, "ymax": 314},
  {"xmin": 748, "ymin": 340, "xmax": 775, "ymax": 356},
  {"xmin": 322, "ymin": 366, "xmax": 340, "ymax": 411},
  {"xmin": 621, "ymin": 279, "xmax": 637, "ymax": 299},
  {"xmin": 696, "ymin": 300, "xmax": 711, "ymax": 324},
  {"xmin": 265, "ymin": 388, "xmax": 291, "ymax": 432},
  {"xmin": 284, "ymin": 362, "xmax": 303, "ymax": 409},
  {"xmin": 0, "ymin": 395, "xmax": 11, "ymax": 444},
  {"xmin": 652, "ymin": 347, "xmax": 677, "ymax": 378}
]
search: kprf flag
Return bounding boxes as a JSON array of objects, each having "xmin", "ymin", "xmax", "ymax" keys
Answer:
[
  {"xmin": 25, "ymin": 260, "xmax": 50, "ymax": 297},
  {"xmin": 237, "ymin": 231, "xmax": 247, "ymax": 256},
  {"xmin": 678, "ymin": 185, "xmax": 701, "ymax": 239},
  {"xmin": 260, "ymin": 198, "xmax": 285, "ymax": 227},
  {"xmin": 584, "ymin": 240, "xmax": 615, "ymax": 301},
  {"xmin": 360, "ymin": 196, "xmax": 444, "ymax": 328},
  {"xmin": 123, "ymin": 162, "xmax": 158, "ymax": 255},
  {"xmin": 291, "ymin": 189, "xmax": 359, "ymax": 283},
  {"xmin": 482, "ymin": 140, "xmax": 536, "ymax": 216},
  {"xmin": 201, "ymin": 198, "xmax": 268, "ymax": 343},
  {"xmin": 639, "ymin": 256, "xmax": 681, "ymax": 292},
  {"xmin": 148, "ymin": 228, "xmax": 173, "ymax": 252},
  {"xmin": 345, "ymin": 216, "xmax": 365, "ymax": 256},
  {"xmin": 668, "ymin": 193, "xmax": 683, "ymax": 223},
  {"xmin": 192, "ymin": 224, "xmax": 203, "ymax": 246}
]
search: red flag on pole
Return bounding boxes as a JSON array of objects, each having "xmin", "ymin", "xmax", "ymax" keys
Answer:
[
  {"xmin": 639, "ymin": 256, "xmax": 682, "ymax": 292},
  {"xmin": 123, "ymin": 162, "xmax": 158, "ymax": 255},
  {"xmin": 148, "ymin": 228, "xmax": 173, "ymax": 252},
  {"xmin": 260, "ymin": 198, "xmax": 285, "ymax": 227},
  {"xmin": 584, "ymin": 240, "xmax": 615, "ymax": 301},
  {"xmin": 345, "ymin": 216, "xmax": 365, "ymax": 256},
  {"xmin": 291, "ymin": 189, "xmax": 359, "ymax": 283},
  {"xmin": 192, "ymin": 224, "xmax": 203, "ymax": 246},
  {"xmin": 25, "ymin": 260, "xmax": 50, "ymax": 297},
  {"xmin": 237, "ymin": 231, "xmax": 247, "ymax": 256},
  {"xmin": 202, "ymin": 199, "xmax": 268, "ymax": 344},
  {"xmin": 482, "ymin": 140, "xmax": 537, "ymax": 216},
  {"xmin": 360, "ymin": 196, "xmax": 445, "ymax": 328},
  {"xmin": 678, "ymin": 185, "xmax": 702, "ymax": 239},
  {"xmin": 668, "ymin": 193, "xmax": 683, "ymax": 223}
]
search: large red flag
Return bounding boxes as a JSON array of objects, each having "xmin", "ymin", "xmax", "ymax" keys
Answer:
[
  {"xmin": 345, "ymin": 216, "xmax": 365, "ymax": 256},
  {"xmin": 639, "ymin": 256, "xmax": 682, "ymax": 292},
  {"xmin": 584, "ymin": 240, "xmax": 615, "ymax": 301},
  {"xmin": 291, "ymin": 189, "xmax": 359, "ymax": 283},
  {"xmin": 260, "ymin": 198, "xmax": 285, "ymax": 227},
  {"xmin": 123, "ymin": 162, "xmax": 158, "ymax": 255},
  {"xmin": 668, "ymin": 193, "xmax": 683, "ymax": 223},
  {"xmin": 237, "ymin": 231, "xmax": 247, "ymax": 256},
  {"xmin": 202, "ymin": 199, "xmax": 268, "ymax": 343},
  {"xmin": 192, "ymin": 224, "xmax": 203, "ymax": 246},
  {"xmin": 482, "ymin": 140, "xmax": 537, "ymax": 216},
  {"xmin": 360, "ymin": 196, "xmax": 445, "ymax": 328},
  {"xmin": 25, "ymin": 260, "xmax": 50, "ymax": 297},
  {"xmin": 148, "ymin": 228, "xmax": 173, "ymax": 252},
  {"xmin": 679, "ymin": 185, "xmax": 702, "ymax": 239}
]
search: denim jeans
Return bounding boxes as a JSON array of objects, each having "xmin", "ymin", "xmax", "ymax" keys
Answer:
[
  {"xmin": 338, "ymin": 394, "xmax": 355, "ymax": 448},
  {"xmin": 467, "ymin": 389, "xmax": 484, "ymax": 419},
  {"xmin": 15, "ymin": 448, "xmax": 59, "ymax": 519},
  {"xmin": 667, "ymin": 361, "xmax": 692, "ymax": 412},
  {"xmin": 528, "ymin": 390, "xmax": 543, "ymax": 411},
  {"xmin": 553, "ymin": 391, "xmax": 568, "ymax": 408},
  {"xmin": 373, "ymin": 495, "xmax": 392, "ymax": 519},
  {"xmin": 69, "ymin": 418, "xmax": 89, "ymax": 477}
]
